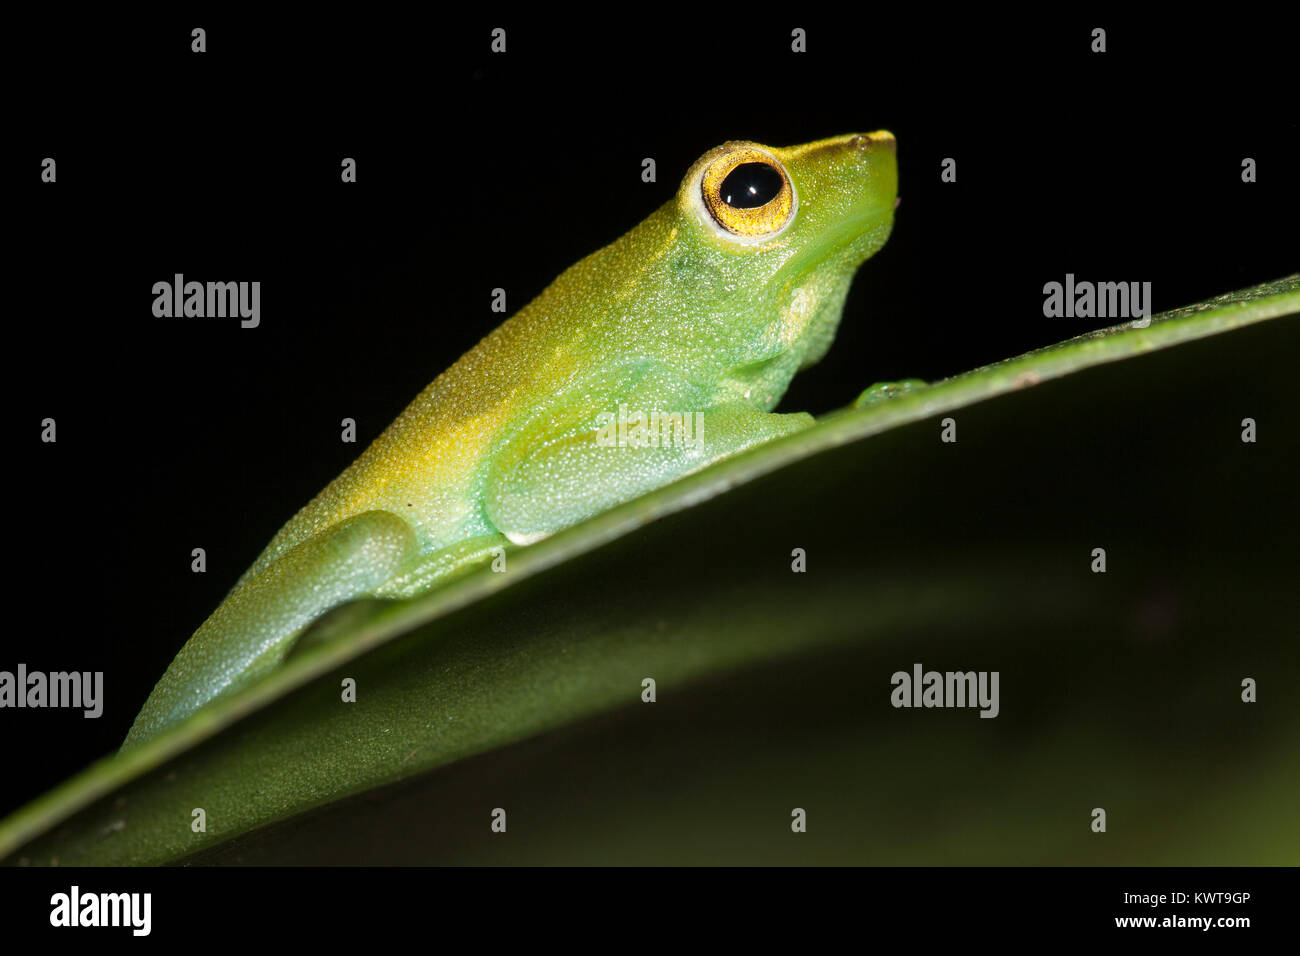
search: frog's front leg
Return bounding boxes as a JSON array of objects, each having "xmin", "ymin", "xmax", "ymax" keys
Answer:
[
  {"xmin": 485, "ymin": 397, "xmax": 812, "ymax": 543},
  {"xmin": 122, "ymin": 510, "xmax": 417, "ymax": 749}
]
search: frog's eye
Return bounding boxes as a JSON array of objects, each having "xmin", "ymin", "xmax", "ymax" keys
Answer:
[{"xmin": 700, "ymin": 148, "xmax": 795, "ymax": 240}]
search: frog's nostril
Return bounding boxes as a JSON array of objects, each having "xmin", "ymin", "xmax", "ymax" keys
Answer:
[{"xmin": 850, "ymin": 131, "xmax": 896, "ymax": 151}]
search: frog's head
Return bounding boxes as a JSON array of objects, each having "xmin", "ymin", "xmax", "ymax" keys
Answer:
[{"xmin": 672, "ymin": 132, "xmax": 897, "ymax": 373}]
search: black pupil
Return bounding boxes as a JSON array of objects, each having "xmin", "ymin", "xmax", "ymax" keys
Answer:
[{"xmin": 719, "ymin": 163, "xmax": 783, "ymax": 209}]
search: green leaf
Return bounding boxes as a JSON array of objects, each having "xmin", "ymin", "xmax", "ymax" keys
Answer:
[{"xmin": 4, "ymin": 275, "xmax": 1297, "ymax": 865}]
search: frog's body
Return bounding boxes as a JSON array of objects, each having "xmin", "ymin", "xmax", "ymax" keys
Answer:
[{"xmin": 123, "ymin": 132, "xmax": 898, "ymax": 749}]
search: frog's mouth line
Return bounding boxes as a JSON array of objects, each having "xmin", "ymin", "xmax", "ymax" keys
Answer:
[{"xmin": 782, "ymin": 207, "xmax": 895, "ymax": 281}]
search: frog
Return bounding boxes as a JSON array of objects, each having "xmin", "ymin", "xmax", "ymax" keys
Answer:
[{"xmin": 122, "ymin": 131, "xmax": 898, "ymax": 749}]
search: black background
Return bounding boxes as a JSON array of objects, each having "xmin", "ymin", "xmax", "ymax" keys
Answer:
[{"xmin": 7, "ymin": 11, "xmax": 1297, "ymax": 826}]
